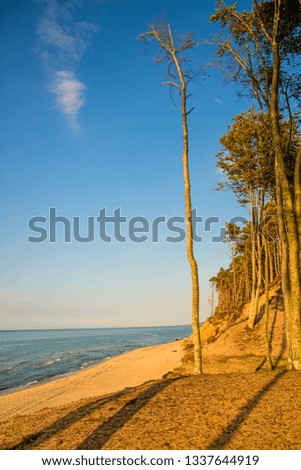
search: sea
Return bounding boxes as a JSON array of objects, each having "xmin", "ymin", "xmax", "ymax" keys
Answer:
[{"xmin": 0, "ymin": 325, "xmax": 191, "ymax": 394}]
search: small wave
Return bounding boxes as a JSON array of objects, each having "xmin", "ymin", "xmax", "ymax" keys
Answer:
[
  {"xmin": 43, "ymin": 357, "xmax": 61, "ymax": 366},
  {"xmin": 24, "ymin": 380, "xmax": 38, "ymax": 387},
  {"xmin": 80, "ymin": 362, "xmax": 90, "ymax": 369},
  {"xmin": 0, "ymin": 366, "xmax": 13, "ymax": 373}
]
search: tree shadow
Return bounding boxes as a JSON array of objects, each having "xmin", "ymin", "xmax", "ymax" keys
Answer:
[
  {"xmin": 76, "ymin": 377, "xmax": 182, "ymax": 450},
  {"xmin": 208, "ymin": 370, "xmax": 287, "ymax": 449},
  {"xmin": 10, "ymin": 388, "xmax": 130, "ymax": 449},
  {"xmin": 255, "ymin": 356, "xmax": 267, "ymax": 371},
  {"xmin": 11, "ymin": 377, "xmax": 182, "ymax": 450},
  {"xmin": 273, "ymin": 319, "xmax": 287, "ymax": 367},
  {"xmin": 254, "ymin": 303, "xmax": 265, "ymax": 326}
]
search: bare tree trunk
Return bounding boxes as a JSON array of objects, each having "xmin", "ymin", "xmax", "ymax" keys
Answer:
[
  {"xmin": 295, "ymin": 146, "xmax": 301, "ymax": 265},
  {"xmin": 181, "ymin": 82, "xmax": 202, "ymax": 374},
  {"xmin": 236, "ymin": 271, "xmax": 244, "ymax": 308},
  {"xmin": 248, "ymin": 203, "xmax": 263, "ymax": 328},
  {"xmin": 140, "ymin": 24, "xmax": 202, "ymax": 374},
  {"xmin": 268, "ymin": 240, "xmax": 274, "ymax": 284},
  {"xmin": 275, "ymin": 173, "xmax": 292, "ymax": 365},
  {"xmin": 211, "ymin": 283, "xmax": 215, "ymax": 317},
  {"xmin": 264, "ymin": 237, "xmax": 273, "ymax": 370},
  {"xmin": 276, "ymin": 236, "xmax": 282, "ymax": 277},
  {"xmin": 248, "ymin": 196, "xmax": 257, "ymax": 328},
  {"xmin": 244, "ymin": 248, "xmax": 251, "ymax": 302},
  {"xmin": 231, "ymin": 237, "xmax": 237, "ymax": 308},
  {"xmin": 248, "ymin": 227, "xmax": 263, "ymax": 329},
  {"xmin": 271, "ymin": 35, "xmax": 301, "ymax": 370}
]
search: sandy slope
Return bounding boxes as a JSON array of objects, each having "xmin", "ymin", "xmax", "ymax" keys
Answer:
[{"xmin": 0, "ymin": 341, "xmax": 183, "ymax": 421}]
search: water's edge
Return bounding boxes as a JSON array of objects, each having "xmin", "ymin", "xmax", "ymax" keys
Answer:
[{"xmin": 0, "ymin": 326, "xmax": 192, "ymax": 395}]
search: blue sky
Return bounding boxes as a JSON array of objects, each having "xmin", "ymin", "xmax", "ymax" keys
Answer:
[{"xmin": 0, "ymin": 0, "xmax": 251, "ymax": 329}]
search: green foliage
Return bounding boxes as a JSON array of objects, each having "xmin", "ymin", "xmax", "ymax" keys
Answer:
[
  {"xmin": 208, "ymin": 0, "xmax": 301, "ymax": 112},
  {"xmin": 216, "ymin": 109, "xmax": 300, "ymax": 204},
  {"xmin": 216, "ymin": 109, "xmax": 275, "ymax": 204}
]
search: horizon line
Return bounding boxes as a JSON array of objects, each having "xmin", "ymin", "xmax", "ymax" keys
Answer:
[{"xmin": 0, "ymin": 324, "xmax": 195, "ymax": 332}]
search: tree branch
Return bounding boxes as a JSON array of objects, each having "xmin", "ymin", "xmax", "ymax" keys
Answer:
[
  {"xmin": 186, "ymin": 107, "xmax": 195, "ymax": 116},
  {"xmin": 162, "ymin": 81, "xmax": 181, "ymax": 89},
  {"xmin": 253, "ymin": 0, "xmax": 272, "ymax": 42}
]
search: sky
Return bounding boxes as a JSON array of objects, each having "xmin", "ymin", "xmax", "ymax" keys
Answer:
[{"xmin": 0, "ymin": 0, "xmax": 252, "ymax": 329}]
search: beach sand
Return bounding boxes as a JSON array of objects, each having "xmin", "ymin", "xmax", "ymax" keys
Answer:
[
  {"xmin": 0, "ymin": 340, "xmax": 183, "ymax": 422},
  {"xmin": 2, "ymin": 310, "xmax": 301, "ymax": 450}
]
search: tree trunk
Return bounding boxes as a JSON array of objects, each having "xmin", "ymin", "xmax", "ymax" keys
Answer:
[
  {"xmin": 268, "ymin": 240, "xmax": 274, "ymax": 284},
  {"xmin": 271, "ymin": 36, "xmax": 301, "ymax": 370},
  {"xmin": 181, "ymin": 82, "xmax": 202, "ymax": 374},
  {"xmin": 141, "ymin": 24, "xmax": 203, "ymax": 374},
  {"xmin": 244, "ymin": 248, "xmax": 251, "ymax": 302},
  {"xmin": 211, "ymin": 283, "xmax": 215, "ymax": 317},
  {"xmin": 275, "ymin": 172, "xmax": 292, "ymax": 364},
  {"xmin": 248, "ymin": 202, "xmax": 263, "ymax": 328},
  {"xmin": 295, "ymin": 146, "xmax": 301, "ymax": 266},
  {"xmin": 264, "ymin": 237, "xmax": 273, "ymax": 370},
  {"xmin": 248, "ymin": 229, "xmax": 263, "ymax": 329},
  {"xmin": 231, "ymin": 237, "xmax": 237, "ymax": 308}
]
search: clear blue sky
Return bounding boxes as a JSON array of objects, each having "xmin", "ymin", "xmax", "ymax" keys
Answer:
[{"xmin": 0, "ymin": 0, "xmax": 251, "ymax": 329}]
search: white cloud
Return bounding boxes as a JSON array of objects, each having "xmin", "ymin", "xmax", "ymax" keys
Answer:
[
  {"xmin": 214, "ymin": 98, "xmax": 224, "ymax": 105},
  {"xmin": 51, "ymin": 71, "xmax": 85, "ymax": 131},
  {"xmin": 37, "ymin": 0, "xmax": 97, "ymax": 130},
  {"xmin": 38, "ymin": 17, "xmax": 76, "ymax": 51}
]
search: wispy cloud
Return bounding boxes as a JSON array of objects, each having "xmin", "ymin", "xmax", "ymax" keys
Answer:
[
  {"xmin": 37, "ymin": 0, "xmax": 98, "ymax": 131},
  {"xmin": 51, "ymin": 71, "xmax": 85, "ymax": 131},
  {"xmin": 214, "ymin": 98, "xmax": 224, "ymax": 105}
]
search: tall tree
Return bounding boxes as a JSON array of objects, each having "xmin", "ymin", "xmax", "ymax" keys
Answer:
[
  {"xmin": 139, "ymin": 23, "xmax": 202, "ymax": 374},
  {"xmin": 209, "ymin": 0, "xmax": 301, "ymax": 370},
  {"xmin": 216, "ymin": 109, "xmax": 275, "ymax": 328}
]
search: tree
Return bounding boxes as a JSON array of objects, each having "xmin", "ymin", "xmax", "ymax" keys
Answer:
[
  {"xmin": 262, "ymin": 220, "xmax": 274, "ymax": 370},
  {"xmin": 216, "ymin": 109, "xmax": 275, "ymax": 328},
  {"xmin": 216, "ymin": 110, "xmax": 299, "ymax": 328},
  {"xmin": 139, "ymin": 23, "xmax": 202, "ymax": 374},
  {"xmin": 209, "ymin": 0, "xmax": 301, "ymax": 370}
]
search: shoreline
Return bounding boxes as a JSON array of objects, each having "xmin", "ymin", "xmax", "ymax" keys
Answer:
[
  {"xmin": 0, "ymin": 355, "xmax": 114, "ymax": 398},
  {"xmin": 0, "ymin": 339, "xmax": 184, "ymax": 422},
  {"xmin": 0, "ymin": 337, "xmax": 186, "ymax": 398}
]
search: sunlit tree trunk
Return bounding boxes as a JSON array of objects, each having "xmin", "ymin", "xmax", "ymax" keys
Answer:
[
  {"xmin": 270, "ymin": 16, "xmax": 301, "ymax": 369},
  {"xmin": 248, "ymin": 196, "xmax": 263, "ymax": 329},
  {"xmin": 263, "ymin": 237, "xmax": 273, "ymax": 370},
  {"xmin": 295, "ymin": 147, "xmax": 301, "ymax": 265},
  {"xmin": 180, "ymin": 74, "xmax": 202, "ymax": 375},
  {"xmin": 139, "ymin": 23, "xmax": 202, "ymax": 374}
]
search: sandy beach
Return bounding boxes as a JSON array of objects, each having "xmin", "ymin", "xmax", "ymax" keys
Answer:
[
  {"xmin": 2, "ymin": 309, "xmax": 301, "ymax": 450},
  {"xmin": 0, "ymin": 340, "xmax": 183, "ymax": 422}
]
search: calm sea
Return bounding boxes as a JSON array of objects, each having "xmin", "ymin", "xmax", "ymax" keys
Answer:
[{"xmin": 0, "ymin": 325, "xmax": 191, "ymax": 393}]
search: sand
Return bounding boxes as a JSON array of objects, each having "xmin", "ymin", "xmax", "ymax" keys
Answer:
[
  {"xmin": 2, "ymin": 303, "xmax": 300, "ymax": 450},
  {"xmin": 0, "ymin": 340, "xmax": 183, "ymax": 422}
]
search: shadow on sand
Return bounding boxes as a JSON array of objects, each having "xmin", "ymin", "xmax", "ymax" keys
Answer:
[
  {"xmin": 11, "ymin": 377, "xmax": 181, "ymax": 450},
  {"xmin": 208, "ymin": 371, "xmax": 287, "ymax": 449},
  {"xmin": 76, "ymin": 377, "xmax": 182, "ymax": 449}
]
